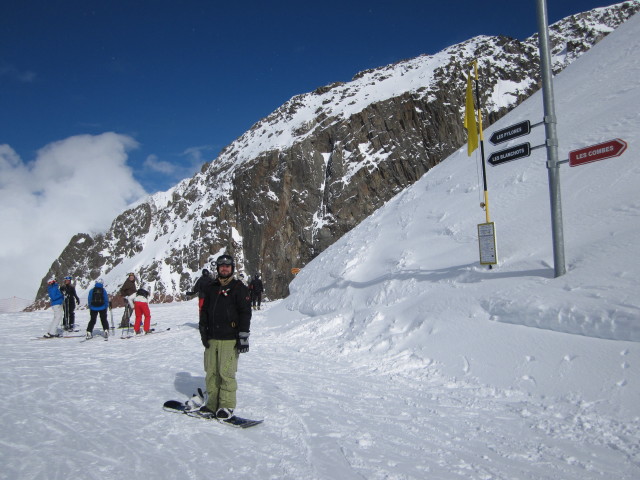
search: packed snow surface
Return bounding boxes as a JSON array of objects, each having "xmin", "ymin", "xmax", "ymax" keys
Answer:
[{"xmin": 2, "ymin": 10, "xmax": 640, "ymax": 480}]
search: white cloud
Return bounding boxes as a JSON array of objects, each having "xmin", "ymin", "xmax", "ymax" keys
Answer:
[
  {"xmin": 142, "ymin": 145, "xmax": 214, "ymax": 185},
  {"xmin": 143, "ymin": 153, "xmax": 176, "ymax": 174},
  {"xmin": 0, "ymin": 63, "xmax": 36, "ymax": 83},
  {"xmin": 0, "ymin": 133, "xmax": 147, "ymax": 300},
  {"xmin": 181, "ymin": 145, "xmax": 215, "ymax": 165}
]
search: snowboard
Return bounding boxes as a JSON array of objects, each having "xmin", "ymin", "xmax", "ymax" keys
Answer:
[{"xmin": 163, "ymin": 400, "xmax": 263, "ymax": 428}]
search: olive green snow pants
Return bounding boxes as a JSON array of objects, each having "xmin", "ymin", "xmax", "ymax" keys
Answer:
[{"xmin": 204, "ymin": 339, "xmax": 239, "ymax": 411}]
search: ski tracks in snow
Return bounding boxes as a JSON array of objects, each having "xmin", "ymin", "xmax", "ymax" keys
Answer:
[
  {"xmin": 236, "ymin": 309, "xmax": 640, "ymax": 479},
  {"xmin": 2, "ymin": 307, "xmax": 639, "ymax": 479}
]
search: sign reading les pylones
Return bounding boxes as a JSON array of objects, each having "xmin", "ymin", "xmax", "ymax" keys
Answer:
[
  {"xmin": 489, "ymin": 120, "xmax": 531, "ymax": 145},
  {"xmin": 569, "ymin": 138, "xmax": 628, "ymax": 167}
]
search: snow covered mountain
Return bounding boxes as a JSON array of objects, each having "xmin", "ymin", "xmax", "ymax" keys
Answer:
[
  {"xmin": 4, "ymin": 9, "xmax": 640, "ymax": 478},
  {"xmin": 32, "ymin": 1, "xmax": 640, "ymax": 309}
]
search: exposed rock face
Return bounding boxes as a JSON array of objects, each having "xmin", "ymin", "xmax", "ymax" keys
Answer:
[{"xmin": 31, "ymin": 2, "xmax": 640, "ymax": 307}]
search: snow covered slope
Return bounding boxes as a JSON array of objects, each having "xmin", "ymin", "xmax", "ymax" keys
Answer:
[{"xmin": 274, "ymin": 7, "xmax": 640, "ymax": 406}]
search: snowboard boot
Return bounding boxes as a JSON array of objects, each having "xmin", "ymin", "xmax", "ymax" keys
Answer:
[
  {"xmin": 86, "ymin": 331, "xmax": 92, "ymax": 339},
  {"xmin": 197, "ymin": 405, "xmax": 217, "ymax": 419},
  {"xmin": 215, "ymin": 408, "xmax": 235, "ymax": 420}
]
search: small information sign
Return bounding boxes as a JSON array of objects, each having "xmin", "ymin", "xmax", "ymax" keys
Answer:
[{"xmin": 478, "ymin": 222, "xmax": 498, "ymax": 265}]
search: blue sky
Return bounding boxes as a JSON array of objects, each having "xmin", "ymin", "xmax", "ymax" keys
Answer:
[{"xmin": 1, "ymin": 0, "xmax": 609, "ymax": 194}]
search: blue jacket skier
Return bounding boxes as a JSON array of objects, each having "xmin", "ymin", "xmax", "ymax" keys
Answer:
[
  {"xmin": 86, "ymin": 279, "xmax": 110, "ymax": 339},
  {"xmin": 43, "ymin": 278, "xmax": 64, "ymax": 338}
]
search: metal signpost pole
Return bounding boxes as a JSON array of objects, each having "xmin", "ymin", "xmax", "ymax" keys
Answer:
[{"xmin": 536, "ymin": 0, "xmax": 566, "ymax": 277}]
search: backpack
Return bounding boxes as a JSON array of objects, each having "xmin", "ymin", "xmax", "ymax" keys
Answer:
[
  {"xmin": 136, "ymin": 288, "xmax": 149, "ymax": 298},
  {"xmin": 90, "ymin": 287, "xmax": 105, "ymax": 307}
]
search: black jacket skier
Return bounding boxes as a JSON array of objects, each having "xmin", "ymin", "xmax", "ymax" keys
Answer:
[
  {"xmin": 249, "ymin": 276, "xmax": 264, "ymax": 294},
  {"xmin": 199, "ymin": 276, "xmax": 252, "ymax": 343},
  {"xmin": 249, "ymin": 274, "xmax": 264, "ymax": 309},
  {"xmin": 187, "ymin": 269, "xmax": 214, "ymax": 299},
  {"xmin": 197, "ymin": 254, "xmax": 252, "ymax": 419},
  {"xmin": 59, "ymin": 277, "xmax": 80, "ymax": 330}
]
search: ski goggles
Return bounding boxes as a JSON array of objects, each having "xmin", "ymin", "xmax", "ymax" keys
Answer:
[
  {"xmin": 64, "ymin": 276, "xmax": 72, "ymax": 280},
  {"xmin": 216, "ymin": 257, "xmax": 234, "ymax": 266}
]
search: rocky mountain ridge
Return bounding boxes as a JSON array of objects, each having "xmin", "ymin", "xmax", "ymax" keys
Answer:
[{"xmin": 31, "ymin": 1, "xmax": 640, "ymax": 309}]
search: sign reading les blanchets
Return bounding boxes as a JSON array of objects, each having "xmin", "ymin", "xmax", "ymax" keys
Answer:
[{"xmin": 488, "ymin": 142, "xmax": 531, "ymax": 166}]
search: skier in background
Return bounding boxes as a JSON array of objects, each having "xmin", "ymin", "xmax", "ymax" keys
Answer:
[
  {"xmin": 186, "ymin": 268, "xmax": 213, "ymax": 312},
  {"xmin": 198, "ymin": 254, "xmax": 252, "ymax": 420},
  {"xmin": 128, "ymin": 287, "xmax": 152, "ymax": 334},
  {"xmin": 86, "ymin": 279, "xmax": 110, "ymax": 339},
  {"xmin": 249, "ymin": 274, "xmax": 264, "ymax": 310},
  {"xmin": 118, "ymin": 272, "xmax": 137, "ymax": 328},
  {"xmin": 59, "ymin": 276, "xmax": 80, "ymax": 331},
  {"xmin": 43, "ymin": 278, "xmax": 64, "ymax": 338}
]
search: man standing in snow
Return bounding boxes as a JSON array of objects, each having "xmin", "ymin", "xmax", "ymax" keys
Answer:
[
  {"xmin": 249, "ymin": 274, "xmax": 264, "ymax": 310},
  {"xmin": 59, "ymin": 276, "xmax": 80, "ymax": 331},
  {"xmin": 118, "ymin": 273, "xmax": 137, "ymax": 328},
  {"xmin": 198, "ymin": 254, "xmax": 252, "ymax": 420},
  {"xmin": 43, "ymin": 278, "xmax": 64, "ymax": 338},
  {"xmin": 186, "ymin": 268, "xmax": 213, "ymax": 312},
  {"xmin": 86, "ymin": 279, "xmax": 110, "ymax": 339}
]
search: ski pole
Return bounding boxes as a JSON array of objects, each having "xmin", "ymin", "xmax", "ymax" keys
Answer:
[{"xmin": 109, "ymin": 295, "xmax": 115, "ymax": 334}]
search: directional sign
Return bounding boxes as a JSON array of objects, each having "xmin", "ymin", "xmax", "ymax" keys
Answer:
[
  {"xmin": 489, "ymin": 120, "xmax": 531, "ymax": 145},
  {"xmin": 488, "ymin": 142, "xmax": 531, "ymax": 166},
  {"xmin": 569, "ymin": 138, "xmax": 628, "ymax": 167}
]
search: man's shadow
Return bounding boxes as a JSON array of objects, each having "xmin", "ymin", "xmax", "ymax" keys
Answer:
[{"xmin": 173, "ymin": 371, "xmax": 205, "ymax": 398}]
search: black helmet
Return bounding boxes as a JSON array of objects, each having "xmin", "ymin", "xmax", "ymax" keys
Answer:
[
  {"xmin": 215, "ymin": 254, "xmax": 235, "ymax": 278},
  {"xmin": 216, "ymin": 254, "xmax": 234, "ymax": 267}
]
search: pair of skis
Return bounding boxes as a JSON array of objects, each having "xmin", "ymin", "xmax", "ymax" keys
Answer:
[
  {"xmin": 121, "ymin": 327, "xmax": 170, "ymax": 339},
  {"xmin": 33, "ymin": 333, "xmax": 84, "ymax": 340}
]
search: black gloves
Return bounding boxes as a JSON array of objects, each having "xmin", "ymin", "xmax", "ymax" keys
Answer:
[
  {"xmin": 236, "ymin": 332, "xmax": 250, "ymax": 353},
  {"xmin": 186, "ymin": 291, "xmax": 194, "ymax": 296},
  {"xmin": 201, "ymin": 336, "xmax": 209, "ymax": 349}
]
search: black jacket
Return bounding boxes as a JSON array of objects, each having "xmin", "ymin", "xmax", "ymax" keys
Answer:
[
  {"xmin": 199, "ymin": 279, "xmax": 252, "ymax": 342},
  {"xmin": 189, "ymin": 274, "xmax": 214, "ymax": 299},
  {"xmin": 249, "ymin": 278, "xmax": 264, "ymax": 294},
  {"xmin": 59, "ymin": 284, "xmax": 80, "ymax": 304}
]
